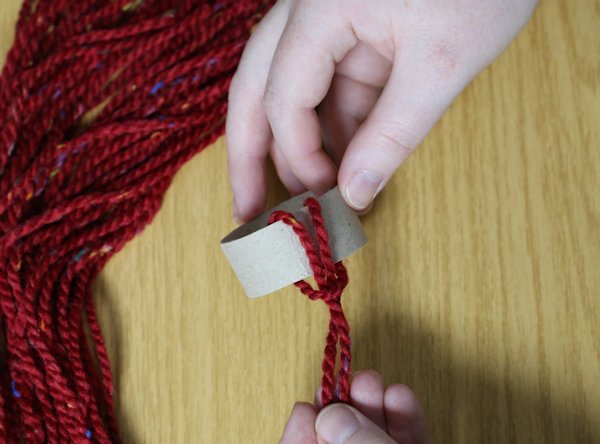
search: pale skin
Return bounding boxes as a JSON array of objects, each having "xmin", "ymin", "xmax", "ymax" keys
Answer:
[
  {"xmin": 227, "ymin": 0, "xmax": 538, "ymax": 441},
  {"xmin": 280, "ymin": 370, "xmax": 429, "ymax": 444}
]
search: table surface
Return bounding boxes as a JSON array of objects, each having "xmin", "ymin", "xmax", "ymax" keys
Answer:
[{"xmin": 1, "ymin": 1, "xmax": 599, "ymax": 443}]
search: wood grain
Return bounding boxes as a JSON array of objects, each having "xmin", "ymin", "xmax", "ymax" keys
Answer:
[{"xmin": 1, "ymin": 1, "xmax": 599, "ymax": 442}]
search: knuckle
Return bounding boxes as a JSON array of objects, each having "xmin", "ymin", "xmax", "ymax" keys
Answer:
[
  {"xmin": 227, "ymin": 150, "xmax": 261, "ymax": 172},
  {"xmin": 262, "ymin": 83, "xmax": 288, "ymax": 117},
  {"xmin": 228, "ymin": 72, "xmax": 243, "ymax": 97},
  {"xmin": 375, "ymin": 121, "xmax": 422, "ymax": 158},
  {"xmin": 229, "ymin": 71, "xmax": 241, "ymax": 95},
  {"xmin": 228, "ymin": 72, "xmax": 261, "ymax": 102}
]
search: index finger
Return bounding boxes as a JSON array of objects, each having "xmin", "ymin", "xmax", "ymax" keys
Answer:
[{"xmin": 263, "ymin": 4, "xmax": 357, "ymax": 193}]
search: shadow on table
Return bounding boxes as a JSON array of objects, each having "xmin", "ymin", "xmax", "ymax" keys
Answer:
[{"xmin": 350, "ymin": 301, "xmax": 598, "ymax": 443}]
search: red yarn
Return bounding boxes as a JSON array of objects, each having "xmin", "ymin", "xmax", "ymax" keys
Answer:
[
  {"xmin": 0, "ymin": 1, "xmax": 271, "ymax": 442},
  {"xmin": 269, "ymin": 198, "xmax": 352, "ymax": 406}
]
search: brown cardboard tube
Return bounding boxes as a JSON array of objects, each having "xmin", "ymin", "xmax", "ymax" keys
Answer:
[{"xmin": 220, "ymin": 187, "xmax": 367, "ymax": 298}]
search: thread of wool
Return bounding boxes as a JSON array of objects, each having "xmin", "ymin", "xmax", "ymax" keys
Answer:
[
  {"xmin": 0, "ymin": 1, "xmax": 271, "ymax": 442},
  {"xmin": 269, "ymin": 198, "xmax": 352, "ymax": 406}
]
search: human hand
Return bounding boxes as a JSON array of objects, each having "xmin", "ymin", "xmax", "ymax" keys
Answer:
[
  {"xmin": 279, "ymin": 370, "xmax": 428, "ymax": 444},
  {"xmin": 226, "ymin": 0, "xmax": 538, "ymax": 222}
]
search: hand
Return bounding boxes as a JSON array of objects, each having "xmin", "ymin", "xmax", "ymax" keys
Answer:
[
  {"xmin": 279, "ymin": 370, "xmax": 428, "ymax": 444},
  {"xmin": 226, "ymin": 0, "xmax": 538, "ymax": 222}
]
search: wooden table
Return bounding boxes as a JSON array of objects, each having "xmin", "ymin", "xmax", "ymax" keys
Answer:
[{"xmin": 1, "ymin": 1, "xmax": 599, "ymax": 442}]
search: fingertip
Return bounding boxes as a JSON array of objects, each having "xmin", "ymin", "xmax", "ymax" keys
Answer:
[
  {"xmin": 269, "ymin": 143, "xmax": 308, "ymax": 196},
  {"xmin": 289, "ymin": 401, "xmax": 318, "ymax": 420},
  {"xmin": 280, "ymin": 402, "xmax": 318, "ymax": 444},
  {"xmin": 233, "ymin": 195, "xmax": 266, "ymax": 224},
  {"xmin": 350, "ymin": 369, "xmax": 384, "ymax": 387},
  {"xmin": 384, "ymin": 384, "xmax": 428, "ymax": 444},
  {"xmin": 313, "ymin": 386, "xmax": 323, "ymax": 409},
  {"xmin": 228, "ymin": 156, "xmax": 267, "ymax": 224},
  {"xmin": 384, "ymin": 384, "xmax": 421, "ymax": 415},
  {"xmin": 267, "ymin": 110, "xmax": 338, "ymax": 195},
  {"xmin": 350, "ymin": 370, "xmax": 386, "ymax": 429}
]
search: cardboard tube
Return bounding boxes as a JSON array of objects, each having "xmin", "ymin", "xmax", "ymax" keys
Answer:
[{"xmin": 221, "ymin": 187, "xmax": 367, "ymax": 298}]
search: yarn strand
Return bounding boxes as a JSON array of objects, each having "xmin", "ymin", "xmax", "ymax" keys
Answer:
[{"xmin": 269, "ymin": 198, "xmax": 352, "ymax": 406}]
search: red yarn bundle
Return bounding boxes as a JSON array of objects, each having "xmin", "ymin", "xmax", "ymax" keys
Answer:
[{"xmin": 0, "ymin": 1, "xmax": 270, "ymax": 441}]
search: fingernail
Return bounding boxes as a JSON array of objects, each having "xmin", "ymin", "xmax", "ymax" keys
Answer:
[
  {"xmin": 316, "ymin": 404, "xmax": 359, "ymax": 444},
  {"xmin": 345, "ymin": 170, "xmax": 383, "ymax": 210}
]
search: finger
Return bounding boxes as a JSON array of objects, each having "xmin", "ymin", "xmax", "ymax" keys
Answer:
[
  {"xmin": 226, "ymin": 1, "xmax": 289, "ymax": 222},
  {"xmin": 316, "ymin": 404, "xmax": 395, "ymax": 444},
  {"xmin": 320, "ymin": 42, "xmax": 391, "ymax": 165},
  {"xmin": 270, "ymin": 141, "xmax": 306, "ymax": 196},
  {"xmin": 319, "ymin": 74, "xmax": 381, "ymax": 166},
  {"xmin": 335, "ymin": 41, "xmax": 393, "ymax": 89},
  {"xmin": 384, "ymin": 385, "xmax": 428, "ymax": 444},
  {"xmin": 338, "ymin": 62, "xmax": 464, "ymax": 210},
  {"xmin": 349, "ymin": 370, "xmax": 386, "ymax": 430},
  {"xmin": 263, "ymin": 3, "xmax": 358, "ymax": 193},
  {"xmin": 280, "ymin": 402, "xmax": 318, "ymax": 444},
  {"xmin": 314, "ymin": 385, "xmax": 323, "ymax": 410}
]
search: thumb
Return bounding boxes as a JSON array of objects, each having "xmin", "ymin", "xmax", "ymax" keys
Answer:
[
  {"xmin": 315, "ymin": 403, "xmax": 396, "ymax": 444},
  {"xmin": 338, "ymin": 66, "xmax": 462, "ymax": 211}
]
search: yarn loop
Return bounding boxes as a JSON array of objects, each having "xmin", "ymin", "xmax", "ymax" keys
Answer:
[{"xmin": 269, "ymin": 197, "xmax": 352, "ymax": 406}]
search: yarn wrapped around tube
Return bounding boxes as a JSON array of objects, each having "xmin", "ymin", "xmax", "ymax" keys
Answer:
[
  {"xmin": 269, "ymin": 197, "xmax": 353, "ymax": 407},
  {"xmin": 0, "ymin": 1, "xmax": 272, "ymax": 442}
]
